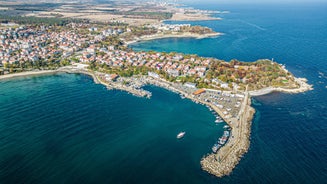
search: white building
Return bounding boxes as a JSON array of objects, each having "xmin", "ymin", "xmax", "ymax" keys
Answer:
[
  {"xmin": 184, "ymin": 82, "xmax": 197, "ymax": 88},
  {"xmin": 167, "ymin": 69, "xmax": 180, "ymax": 77},
  {"xmin": 148, "ymin": 72, "xmax": 160, "ymax": 79}
]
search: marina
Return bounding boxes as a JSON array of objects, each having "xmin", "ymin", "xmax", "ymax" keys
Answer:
[
  {"xmin": 211, "ymin": 130, "xmax": 231, "ymax": 153},
  {"xmin": 215, "ymin": 117, "xmax": 224, "ymax": 123}
]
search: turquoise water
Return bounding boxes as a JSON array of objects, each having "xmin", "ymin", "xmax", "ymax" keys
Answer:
[
  {"xmin": 1, "ymin": 2, "xmax": 327, "ymax": 184},
  {"xmin": 0, "ymin": 73, "xmax": 225, "ymax": 183}
]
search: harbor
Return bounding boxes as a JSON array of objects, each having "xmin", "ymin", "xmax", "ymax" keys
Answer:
[
  {"xmin": 91, "ymin": 71, "xmax": 256, "ymax": 177},
  {"xmin": 201, "ymin": 92, "xmax": 255, "ymax": 177},
  {"xmin": 68, "ymin": 67, "xmax": 255, "ymax": 178},
  {"xmin": 0, "ymin": 64, "xmax": 311, "ymax": 178}
]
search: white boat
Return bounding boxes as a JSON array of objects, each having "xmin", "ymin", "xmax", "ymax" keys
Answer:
[
  {"xmin": 177, "ymin": 132, "xmax": 185, "ymax": 139},
  {"xmin": 212, "ymin": 144, "xmax": 220, "ymax": 153},
  {"xmin": 224, "ymin": 131, "xmax": 230, "ymax": 137},
  {"xmin": 215, "ymin": 118, "xmax": 224, "ymax": 123}
]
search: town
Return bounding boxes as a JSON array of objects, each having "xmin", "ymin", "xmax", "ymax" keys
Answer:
[
  {"xmin": 0, "ymin": 0, "xmax": 318, "ymax": 181},
  {"xmin": 0, "ymin": 21, "xmax": 301, "ymax": 93},
  {"xmin": 0, "ymin": 10, "xmax": 313, "ymax": 180}
]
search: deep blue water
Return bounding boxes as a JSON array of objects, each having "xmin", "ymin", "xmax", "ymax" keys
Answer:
[
  {"xmin": 131, "ymin": 2, "xmax": 327, "ymax": 183},
  {"xmin": 1, "ymin": 2, "xmax": 327, "ymax": 184}
]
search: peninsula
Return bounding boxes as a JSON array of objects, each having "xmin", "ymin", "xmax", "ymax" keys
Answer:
[{"xmin": 0, "ymin": 1, "xmax": 313, "ymax": 178}]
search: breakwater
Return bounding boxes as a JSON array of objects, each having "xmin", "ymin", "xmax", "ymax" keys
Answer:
[{"xmin": 200, "ymin": 92, "xmax": 255, "ymax": 177}]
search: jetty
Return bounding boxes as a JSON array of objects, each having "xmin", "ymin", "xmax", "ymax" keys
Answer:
[{"xmin": 200, "ymin": 92, "xmax": 255, "ymax": 177}]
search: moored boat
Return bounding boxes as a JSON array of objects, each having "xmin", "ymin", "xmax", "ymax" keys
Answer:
[
  {"xmin": 215, "ymin": 117, "xmax": 224, "ymax": 123},
  {"xmin": 219, "ymin": 137, "xmax": 227, "ymax": 145},
  {"xmin": 212, "ymin": 144, "xmax": 220, "ymax": 153}
]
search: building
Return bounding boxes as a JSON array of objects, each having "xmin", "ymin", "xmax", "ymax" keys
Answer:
[
  {"xmin": 212, "ymin": 78, "xmax": 229, "ymax": 88},
  {"xmin": 106, "ymin": 74, "xmax": 119, "ymax": 81},
  {"xmin": 184, "ymin": 82, "xmax": 197, "ymax": 88},
  {"xmin": 148, "ymin": 71, "xmax": 160, "ymax": 79},
  {"xmin": 167, "ymin": 69, "xmax": 180, "ymax": 77},
  {"xmin": 193, "ymin": 88, "xmax": 206, "ymax": 95}
]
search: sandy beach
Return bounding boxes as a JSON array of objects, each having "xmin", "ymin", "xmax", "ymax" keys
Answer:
[
  {"xmin": 0, "ymin": 70, "xmax": 58, "ymax": 81},
  {"xmin": 0, "ymin": 67, "xmax": 99, "ymax": 84}
]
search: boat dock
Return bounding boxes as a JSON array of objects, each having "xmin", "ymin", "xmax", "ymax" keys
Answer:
[{"xmin": 200, "ymin": 92, "xmax": 255, "ymax": 177}]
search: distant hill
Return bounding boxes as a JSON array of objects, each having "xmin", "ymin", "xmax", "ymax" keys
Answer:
[
  {"xmin": 0, "ymin": 0, "xmax": 174, "ymax": 4},
  {"xmin": 0, "ymin": 0, "xmax": 101, "ymax": 3}
]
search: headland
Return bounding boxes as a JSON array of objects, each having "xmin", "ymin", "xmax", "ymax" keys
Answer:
[{"xmin": 0, "ymin": 1, "xmax": 314, "ymax": 178}]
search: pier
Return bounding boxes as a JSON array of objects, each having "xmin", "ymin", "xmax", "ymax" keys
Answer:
[{"xmin": 200, "ymin": 92, "xmax": 255, "ymax": 177}]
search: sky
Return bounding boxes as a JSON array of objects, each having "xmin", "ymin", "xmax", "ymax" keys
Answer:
[{"xmin": 179, "ymin": 0, "xmax": 327, "ymax": 4}]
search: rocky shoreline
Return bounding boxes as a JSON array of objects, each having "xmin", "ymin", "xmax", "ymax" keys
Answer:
[{"xmin": 249, "ymin": 77, "xmax": 313, "ymax": 96}]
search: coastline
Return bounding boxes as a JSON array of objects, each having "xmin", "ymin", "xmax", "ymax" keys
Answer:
[
  {"xmin": 168, "ymin": 14, "xmax": 222, "ymax": 21},
  {"xmin": 0, "ymin": 70, "xmax": 58, "ymax": 80},
  {"xmin": 0, "ymin": 68, "xmax": 101, "ymax": 84},
  {"xmin": 0, "ymin": 66, "xmax": 313, "ymax": 178},
  {"xmin": 125, "ymin": 32, "xmax": 222, "ymax": 45},
  {"xmin": 249, "ymin": 77, "xmax": 313, "ymax": 96},
  {"xmin": 166, "ymin": 5, "xmax": 223, "ymax": 22}
]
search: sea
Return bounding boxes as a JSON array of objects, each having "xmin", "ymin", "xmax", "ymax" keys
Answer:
[{"xmin": 0, "ymin": 2, "xmax": 326, "ymax": 184}]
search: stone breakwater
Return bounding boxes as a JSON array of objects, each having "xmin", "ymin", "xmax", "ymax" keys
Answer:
[
  {"xmin": 61, "ymin": 66, "xmax": 152, "ymax": 98},
  {"xmin": 200, "ymin": 92, "xmax": 255, "ymax": 177},
  {"xmin": 93, "ymin": 73, "xmax": 152, "ymax": 98}
]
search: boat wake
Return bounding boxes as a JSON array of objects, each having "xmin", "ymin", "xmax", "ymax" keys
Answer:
[{"xmin": 239, "ymin": 20, "xmax": 266, "ymax": 31}]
